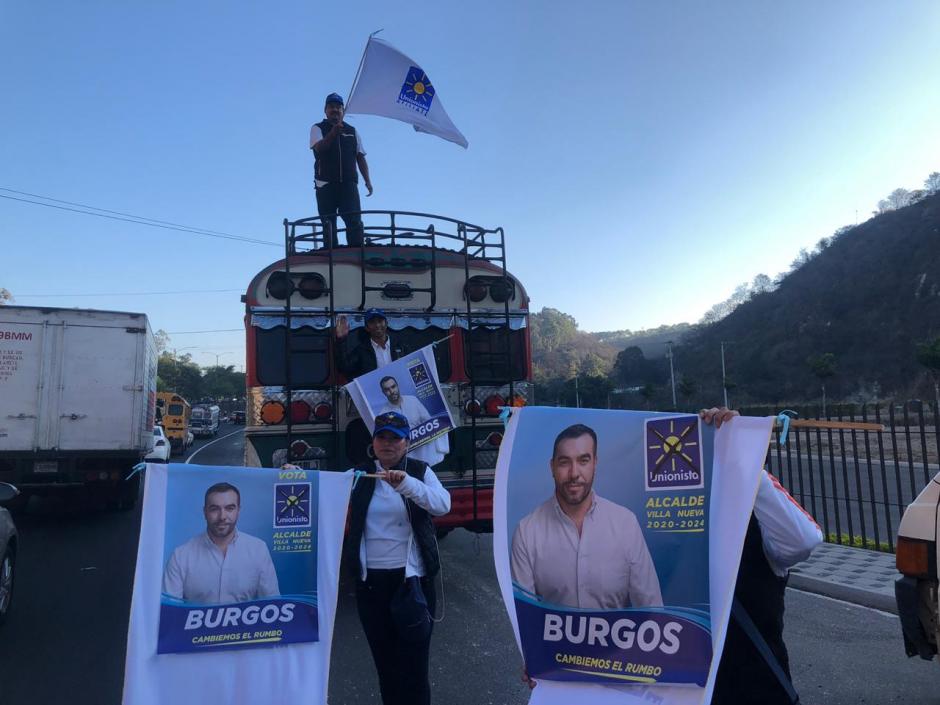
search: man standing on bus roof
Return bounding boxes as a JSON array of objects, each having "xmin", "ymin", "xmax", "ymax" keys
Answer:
[
  {"xmin": 310, "ymin": 92, "xmax": 373, "ymax": 248},
  {"xmin": 335, "ymin": 308, "xmax": 403, "ymax": 379}
]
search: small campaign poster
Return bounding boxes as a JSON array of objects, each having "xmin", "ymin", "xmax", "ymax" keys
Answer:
[
  {"xmin": 346, "ymin": 344, "xmax": 455, "ymax": 452},
  {"xmin": 157, "ymin": 465, "xmax": 319, "ymax": 654},
  {"xmin": 501, "ymin": 408, "xmax": 714, "ymax": 687}
]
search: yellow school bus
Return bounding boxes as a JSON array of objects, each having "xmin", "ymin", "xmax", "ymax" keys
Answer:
[{"xmin": 156, "ymin": 392, "xmax": 192, "ymax": 455}]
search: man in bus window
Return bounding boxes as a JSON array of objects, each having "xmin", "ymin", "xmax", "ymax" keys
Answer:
[
  {"xmin": 162, "ymin": 482, "xmax": 280, "ymax": 604},
  {"xmin": 309, "ymin": 92, "xmax": 373, "ymax": 248},
  {"xmin": 334, "ymin": 308, "xmax": 402, "ymax": 379},
  {"xmin": 379, "ymin": 375, "xmax": 431, "ymax": 429},
  {"xmin": 510, "ymin": 423, "xmax": 663, "ymax": 610}
]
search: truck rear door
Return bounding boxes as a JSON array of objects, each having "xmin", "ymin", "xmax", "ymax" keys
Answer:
[
  {"xmin": 0, "ymin": 318, "xmax": 44, "ymax": 451},
  {"xmin": 56, "ymin": 322, "xmax": 143, "ymax": 451}
]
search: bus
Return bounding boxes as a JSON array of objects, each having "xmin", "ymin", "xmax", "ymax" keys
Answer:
[
  {"xmin": 155, "ymin": 392, "xmax": 192, "ymax": 454},
  {"xmin": 190, "ymin": 404, "xmax": 221, "ymax": 437},
  {"xmin": 241, "ymin": 211, "xmax": 531, "ymax": 532}
]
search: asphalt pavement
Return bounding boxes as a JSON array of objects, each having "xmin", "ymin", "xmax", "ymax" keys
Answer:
[{"xmin": 1, "ymin": 426, "xmax": 938, "ymax": 705}]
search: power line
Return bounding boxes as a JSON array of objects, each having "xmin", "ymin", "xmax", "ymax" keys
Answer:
[
  {"xmin": 0, "ymin": 187, "xmax": 279, "ymax": 247},
  {"xmin": 14, "ymin": 288, "xmax": 242, "ymax": 297}
]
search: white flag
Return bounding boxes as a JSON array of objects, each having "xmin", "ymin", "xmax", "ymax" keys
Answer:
[{"xmin": 346, "ymin": 37, "xmax": 468, "ymax": 149}]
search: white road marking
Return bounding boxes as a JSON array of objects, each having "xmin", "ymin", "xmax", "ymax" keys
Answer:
[
  {"xmin": 185, "ymin": 428, "xmax": 245, "ymax": 464},
  {"xmin": 786, "ymin": 586, "xmax": 897, "ymax": 617}
]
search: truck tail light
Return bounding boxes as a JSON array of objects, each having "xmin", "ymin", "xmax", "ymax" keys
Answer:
[
  {"xmin": 486, "ymin": 432, "xmax": 503, "ymax": 447},
  {"xmin": 509, "ymin": 393, "xmax": 527, "ymax": 408},
  {"xmin": 897, "ymin": 536, "xmax": 932, "ymax": 578},
  {"xmin": 313, "ymin": 402, "xmax": 333, "ymax": 421},
  {"xmin": 261, "ymin": 401, "xmax": 286, "ymax": 425},
  {"xmin": 290, "ymin": 400, "xmax": 311, "ymax": 424},
  {"xmin": 464, "ymin": 399, "xmax": 481, "ymax": 416},
  {"xmin": 483, "ymin": 394, "xmax": 505, "ymax": 416}
]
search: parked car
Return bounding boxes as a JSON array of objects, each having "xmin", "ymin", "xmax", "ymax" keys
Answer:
[
  {"xmin": 232, "ymin": 411, "xmax": 246, "ymax": 425},
  {"xmin": 0, "ymin": 482, "xmax": 19, "ymax": 627},
  {"xmin": 145, "ymin": 426, "xmax": 171, "ymax": 464},
  {"xmin": 895, "ymin": 472, "xmax": 940, "ymax": 663}
]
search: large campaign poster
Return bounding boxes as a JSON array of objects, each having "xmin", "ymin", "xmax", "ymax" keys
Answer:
[
  {"xmin": 158, "ymin": 465, "xmax": 319, "ymax": 653},
  {"xmin": 346, "ymin": 344, "xmax": 454, "ymax": 463},
  {"xmin": 122, "ymin": 464, "xmax": 353, "ymax": 705},
  {"xmin": 494, "ymin": 407, "xmax": 774, "ymax": 705}
]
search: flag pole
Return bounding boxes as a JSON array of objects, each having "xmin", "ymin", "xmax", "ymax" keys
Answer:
[{"xmin": 346, "ymin": 29, "xmax": 383, "ymax": 109}]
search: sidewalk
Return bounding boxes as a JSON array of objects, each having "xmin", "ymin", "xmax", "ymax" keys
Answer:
[{"xmin": 788, "ymin": 541, "xmax": 898, "ymax": 613}]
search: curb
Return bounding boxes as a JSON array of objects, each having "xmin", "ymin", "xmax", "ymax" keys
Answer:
[{"xmin": 788, "ymin": 572, "xmax": 898, "ymax": 614}]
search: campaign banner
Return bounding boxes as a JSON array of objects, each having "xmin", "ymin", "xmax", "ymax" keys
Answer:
[
  {"xmin": 158, "ymin": 465, "xmax": 319, "ymax": 653},
  {"xmin": 123, "ymin": 464, "xmax": 353, "ymax": 705},
  {"xmin": 346, "ymin": 344, "xmax": 455, "ymax": 453},
  {"xmin": 493, "ymin": 407, "xmax": 774, "ymax": 705}
]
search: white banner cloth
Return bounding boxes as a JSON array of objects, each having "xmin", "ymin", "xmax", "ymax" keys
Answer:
[
  {"xmin": 493, "ymin": 411, "xmax": 774, "ymax": 705},
  {"xmin": 121, "ymin": 466, "xmax": 353, "ymax": 705},
  {"xmin": 346, "ymin": 37, "xmax": 468, "ymax": 149}
]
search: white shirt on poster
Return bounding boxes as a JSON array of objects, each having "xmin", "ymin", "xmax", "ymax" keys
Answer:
[{"xmin": 162, "ymin": 530, "xmax": 280, "ymax": 604}]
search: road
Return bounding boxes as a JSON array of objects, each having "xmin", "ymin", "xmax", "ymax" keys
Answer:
[{"xmin": 1, "ymin": 426, "xmax": 938, "ymax": 704}]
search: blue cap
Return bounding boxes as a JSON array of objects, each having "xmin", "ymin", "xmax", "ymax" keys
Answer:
[
  {"xmin": 325, "ymin": 92, "xmax": 344, "ymax": 106},
  {"xmin": 364, "ymin": 308, "xmax": 386, "ymax": 323},
  {"xmin": 373, "ymin": 411, "xmax": 410, "ymax": 439}
]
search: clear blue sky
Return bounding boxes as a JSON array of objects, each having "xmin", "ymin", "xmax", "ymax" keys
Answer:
[{"xmin": 3, "ymin": 1, "xmax": 939, "ymax": 370}]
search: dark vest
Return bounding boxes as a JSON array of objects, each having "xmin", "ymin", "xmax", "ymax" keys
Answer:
[
  {"xmin": 313, "ymin": 119, "xmax": 359, "ymax": 184},
  {"xmin": 344, "ymin": 457, "xmax": 440, "ymax": 580},
  {"xmin": 713, "ymin": 515, "xmax": 795, "ymax": 704}
]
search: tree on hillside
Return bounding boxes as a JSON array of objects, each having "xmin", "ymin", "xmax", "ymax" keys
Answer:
[
  {"xmin": 807, "ymin": 353, "xmax": 837, "ymax": 416},
  {"xmin": 529, "ymin": 308, "xmax": 578, "ymax": 352},
  {"xmin": 924, "ymin": 172, "xmax": 940, "ymax": 195},
  {"xmin": 614, "ymin": 346, "xmax": 648, "ymax": 385},
  {"xmin": 886, "ymin": 188, "xmax": 912, "ymax": 210},
  {"xmin": 0, "ymin": 288, "xmax": 12, "ymax": 305},
  {"xmin": 916, "ymin": 336, "xmax": 940, "ymax": 411}
]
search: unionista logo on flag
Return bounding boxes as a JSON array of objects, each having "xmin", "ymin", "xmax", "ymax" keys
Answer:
[
  {"xmin": 644, "ymin": 415, "xmax": 705, "ymax": 491},
  {"xmin": 274, "ymin": 483, "xmax": 312, "ymax": 528},
  {"xmin": 398, "ymin": 66, "xmax": 435, "ymax": 115}
]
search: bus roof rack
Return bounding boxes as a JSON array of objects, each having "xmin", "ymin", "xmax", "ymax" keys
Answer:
[{"xmin": 285, "ymin": 210, "xmax": 506, "ymax": 267}]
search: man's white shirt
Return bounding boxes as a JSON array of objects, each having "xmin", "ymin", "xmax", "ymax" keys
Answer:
[
  {"xmin": 380, "ymin": 395, "xmax": 430, "ymax": 427},
  {"xmin": 162, "ymin": 530, "xmax": 280, "ymax": 604}
]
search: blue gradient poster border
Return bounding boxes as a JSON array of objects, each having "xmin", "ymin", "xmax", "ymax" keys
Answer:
[
  {"xmin": 157, "ymin": 465, "xmax": 319, "ymax": 654},
  {"xmin": 505, "ymin": 408, "xmax": 713, "ymax": 686}
]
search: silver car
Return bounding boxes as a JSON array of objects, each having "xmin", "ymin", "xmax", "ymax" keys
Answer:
[{"xmin": 0, "ymin": 482, "xmax": 18, "ymax": 626}]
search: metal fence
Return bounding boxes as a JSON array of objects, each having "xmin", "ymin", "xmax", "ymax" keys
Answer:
[{"xmin": 737, "ymin": 400, "xmax": 939, "ymax": 552}]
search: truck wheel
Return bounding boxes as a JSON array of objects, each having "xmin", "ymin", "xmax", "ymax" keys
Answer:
[{"xmin": 0, "ymin": 547, "xmax": 15, "ymax": 626}]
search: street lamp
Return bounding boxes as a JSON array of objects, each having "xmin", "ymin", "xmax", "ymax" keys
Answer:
[{"xmin": 215, "ymin": 351, "xmax": 233, "ymax": 367}]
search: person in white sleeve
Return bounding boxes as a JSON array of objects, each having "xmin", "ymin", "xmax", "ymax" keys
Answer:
[
  {"xmin": 343, "ymin": 411, "xmax": 451, "ymax": 705},
  {"xmin": 702, "ymin": 407, "xmax": 822, "ymax": 705}
]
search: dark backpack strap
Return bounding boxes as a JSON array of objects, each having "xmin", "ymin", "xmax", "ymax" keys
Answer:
[{"xmin": 731, "ymin": 597, "xmax": 800, "ymax": 704}]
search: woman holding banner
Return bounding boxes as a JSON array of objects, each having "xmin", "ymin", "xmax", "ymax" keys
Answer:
[{"xmin": 344, "ymin": 410, "xmax": 451, "ymax": 705}]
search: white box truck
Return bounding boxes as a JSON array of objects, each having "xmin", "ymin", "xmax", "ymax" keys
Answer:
[{"xmin": 0, "ymin": 306, "xmax": 157, "ymax": 509}]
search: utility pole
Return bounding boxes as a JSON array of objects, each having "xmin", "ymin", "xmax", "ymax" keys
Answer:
[
  {"xmin": 215, "ymin": 351, "xmax": 232, "ymax": 366},
  {"xmin": 666, "ymin": 341, "xmax": 677, "ymax": 410},
  {"xmin": 574, "ymin": 375, "xmax": 581, "ymax": 408},
  {"xmin": 720, "ymin": 341, "xmax": 730, "ymax": 408}
]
